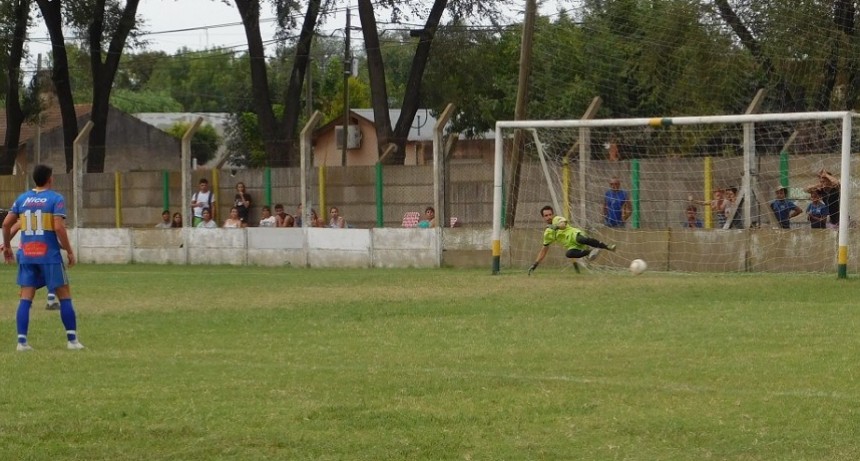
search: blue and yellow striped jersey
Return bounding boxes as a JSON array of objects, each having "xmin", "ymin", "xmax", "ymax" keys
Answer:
[{"xmin": 10, "ymin": 189, "xmax": 66, "ymax": 264}]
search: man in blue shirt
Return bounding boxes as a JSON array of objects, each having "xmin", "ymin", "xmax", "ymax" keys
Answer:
[
  {"xmin": 603, "ymin": 177, "xmax": 631, "ymax": 227},
  {"xmin": 2, "ymin": 164, "xmax": 84, "ymax": 351},
  {"xmin": 770, "ymin": 186, "xmax": 802, "ymax": 229}
]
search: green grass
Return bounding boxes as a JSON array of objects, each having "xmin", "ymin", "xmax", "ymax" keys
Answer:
[{"xmin": 0, "ymin": 265, "xmax": 858, "ymax": 460}]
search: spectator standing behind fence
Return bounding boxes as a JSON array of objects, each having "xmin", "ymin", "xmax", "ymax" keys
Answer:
[
  {"xmin": 329, "ymin": 207, "xmax": 346, "ymax": 228},
  {"xmin": 155, "ymin": 210, "xmax": 172, "ymax": 228},
  {"xmin": 234, "ymin": 182, "xmax": 251, "ymax": 225},
  {"xmin": 603, "ymin": 177, "xmax": 631, "ymax": 228},
  {"xmin": 806, "ymin": 189, "xmax": 829, "ymax": 229},
  {"xmin": 191, "ymin": 178, "xmax": 215, "ymax": 227},
  {"xmin": 683, "ymin": 205, "xmax": 703, "ymax": 228},
  {"xmin": 806, "ymin": 169, "xmax": 840, "ymax": 229},
  {"xmin": 689, "ymin": 189, "xmax": 726, "ymax": 228},
  {"xmin": 770, "ymin": 186, "xmax": 802, "ymax": 229},
  {"xmin": 723, "ymin": 187, "xmax": 743, "ymax": 229},
  {"xmin": 171, "ymin": 212, "xmax": 183, "ymax": 228},
  {"xmin": 197, "ymin": 208, "xmax": 217, "ymax": 228}
]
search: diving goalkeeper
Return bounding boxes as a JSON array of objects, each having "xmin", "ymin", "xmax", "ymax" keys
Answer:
[{"xmin": 528, "ymin": 216, "xmax": 617, "ymax": 275}]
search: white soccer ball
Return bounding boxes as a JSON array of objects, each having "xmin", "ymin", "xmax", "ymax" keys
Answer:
[{"xmin": 629, "ymin": 259, "xmax": 647, "ymax": 275}]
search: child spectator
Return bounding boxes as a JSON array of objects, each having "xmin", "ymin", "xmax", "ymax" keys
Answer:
[
  {"xmin": 770, "ymin": 186, "xmax": 802, "ymax": 229},
  {"xmin": 806, "ymin": 189, "xmax": 829, "ymax": 229}
]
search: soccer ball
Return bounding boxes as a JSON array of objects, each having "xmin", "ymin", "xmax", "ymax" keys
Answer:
[{"xmin": 629, "ymin": 259, "xmax": 647, "ymax": 275}]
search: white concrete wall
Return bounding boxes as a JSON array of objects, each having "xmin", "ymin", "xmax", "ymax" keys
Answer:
[{"xmin": 67, "ymin": 227, "xmax": 453, "ymax": 268}]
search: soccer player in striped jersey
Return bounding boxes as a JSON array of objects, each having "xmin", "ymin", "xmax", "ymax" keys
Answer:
[{"xmin": 2, "ymin": 164, "xmax": 84, "ymax": 351}]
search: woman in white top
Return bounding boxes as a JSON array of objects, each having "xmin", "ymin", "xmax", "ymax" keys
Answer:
[
  {"xmin": 329, "ymin": 207, "xmax": 346, "ymax": 228},
  {"xmin": 223, "ymin": 207, "xmax": 243, "ymax": 228},
  {"xmin": 259, "ymin": 206, "xmax": 277, "ymax": 227}
]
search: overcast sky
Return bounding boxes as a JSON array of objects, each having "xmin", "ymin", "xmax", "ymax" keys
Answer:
[{"xmin": 25, "ymin": 0, "xmax": 568, "ymax": 72}]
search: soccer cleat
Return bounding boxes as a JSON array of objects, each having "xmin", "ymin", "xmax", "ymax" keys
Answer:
[
  {"xmin": 587, "ymin": 248, "xmax": 601, "ymax": 261},
  {"xmin": 16, "ymin": 343, "xmax": 33, "ymax": 352},
  {"xmin": 46, "ymin": 296, "xmax": 60, "ymax": 311},
  {"xmin": 606, "ymin": 244, "xmax": 617, "ymax": 252},
  {"xmin": 67, "ymin": 341, "xmax": 85, "ymax": 350}
]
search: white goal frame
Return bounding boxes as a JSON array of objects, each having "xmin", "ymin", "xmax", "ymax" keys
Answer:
[{"xmin": 492, "ymin": 111, "xmax": 856, "ymax": 277}]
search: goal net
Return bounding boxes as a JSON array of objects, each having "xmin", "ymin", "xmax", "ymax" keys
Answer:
[{"xmin": 491, "ymin": 112, "xmax": 858, "ymax": 276}]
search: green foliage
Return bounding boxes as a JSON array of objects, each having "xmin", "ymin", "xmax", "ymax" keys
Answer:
[
  {"xmin": 144, "ymin": 47, "xmax": 252, "ymax": 112},
  {"xmin": 110, "ymin": 88, "xmax": 183, "ymax": 113},
  {"xmin": 165, "ymin": 121, "xmax": 220, "ymax": 166},
  {"xmin": 1, "ymin": 265, "xmax": 859, "ymax": 459},
  {"xmin": 223, "ymin": 111, "xmax": 268, "ymax": 168}
]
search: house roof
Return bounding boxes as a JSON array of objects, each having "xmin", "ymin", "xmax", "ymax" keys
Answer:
[
  {"xmin": 317, "ymin": 108, "xmax": 494, "ymax": 142},
  {"xmin": 0, "ymin": 103, "xmax": 92, "ymax": 146}
]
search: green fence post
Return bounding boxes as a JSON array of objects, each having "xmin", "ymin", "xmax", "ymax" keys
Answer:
[
  {"xmin": 375, "ymin": 162, "xmax": 384, "ymax": 227},
  {"xmin": 162, "ymin": 170, "xmax": 170, "ymax": 212},
  {"xmin": 779, "ymin": 151, "xmax": 789, "ymax": 188}
]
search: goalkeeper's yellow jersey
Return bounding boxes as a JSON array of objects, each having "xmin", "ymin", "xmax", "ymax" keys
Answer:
[{"xmin": 541, "ymin": 226, "xmax": 587, "ymax": 251}]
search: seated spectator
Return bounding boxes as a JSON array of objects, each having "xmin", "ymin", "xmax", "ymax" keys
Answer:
[
  {"xmin": 196, "ymin": 208, "xmax": 218, "ymax": 228},
  {"xmin": 328, "ymin": 206, "xmax": 346, "ymax": 228},
  {"xmin": 770, "ymin": 186, "xmax": 802, "ymax": 229},
  {"xmin": 310, "ymin": 209, "xmax": 324, "ymax": 227},
  {"xmin": 259, "ymin": 206, "xmax": 277, "ymax": 227},
  {"xmin": 155, "ymin": 210, "xmax": 172, "ymax": 229},
  {"xmin": 223, "ymin": 207, "xmax": 243, "ymax": 228},
  {"xmin": 294, "ymin": 203, "xmax": 303, "ymax": 227},
  {"xmin": 171, "ymin": 212, "xmax": 183, "ymax": 228},
  {"xmin": 418, "ymin": 206, "xmax": 436, "ymax": 228},
  {"xmin": 683, "ymin": 205, "xmax": 703, "ymax": 228},
  {"xmin": 274, "ymin": 203, "xmax": 294, "ymax": 227}
]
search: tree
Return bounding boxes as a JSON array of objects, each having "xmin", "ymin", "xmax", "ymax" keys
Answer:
[
  {"xmin": 144, "ymin": 48, "xmax": 251, "ymax": 112},
  {"xmin": 234, "ymin": 0, "xmax": 322, "ymax": 167},
  {"xmin": 1, "ymin": 0, "xmax": 33, "ymax": 174},
  {"xmin": 77, "ymin": 0, "xmax": 142, "ymax": 172},
  {"xmin": 36, "ymin": 0, "xmax": 78, "ymax": 172},
  {"xmin": 356, "ymin": 0, "xmax": 506, "ymax": 164}
]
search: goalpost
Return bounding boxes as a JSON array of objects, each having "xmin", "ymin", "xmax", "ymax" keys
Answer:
[{"xmin": 492, "ymin": 112, "xmax": 857, "ymax": 277}]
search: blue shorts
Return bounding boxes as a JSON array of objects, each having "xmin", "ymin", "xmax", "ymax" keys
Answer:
[{"xmin": 17, "ymin": 263, "xmax": 69, "ymax": 291}]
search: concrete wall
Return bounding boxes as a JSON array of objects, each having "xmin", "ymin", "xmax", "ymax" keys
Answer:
[{"xmin": 1, "ymin": 227, "xmax": 839, "ymax": 274}]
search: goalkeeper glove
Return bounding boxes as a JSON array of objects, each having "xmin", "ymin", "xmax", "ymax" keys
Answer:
[{"xmin": 528, "ymin": 262, "xmax": 539, "ymax": 275}]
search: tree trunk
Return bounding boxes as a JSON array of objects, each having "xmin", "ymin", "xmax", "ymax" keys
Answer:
[
  {"xmin": 358, "ymin": 0, "xmax": 447, "ymax": 165},
  {"xmin": 357, "ymin": 0, "xmax": 395, "ymax": 160},
  {"xmin": 2, "ymin": 0, "xmax": 31, "ymax": 175},
  {"xmin": 236, "ymin": 0, "xmax": 285, "ymax": 166},
  {"xmin": 278, "ymin": 0, "xmax": 322, "ymax": 167},
  {"xmin": 391, "ymin": 0, "xmax": 446, "ymax": 164},
  {"xmin": 37, "ymin": 0, "xmax": 77, "ymax": 173},
  {"xmin": 86, "ymin": 0, "xmax": 140, "ymax": 173}
]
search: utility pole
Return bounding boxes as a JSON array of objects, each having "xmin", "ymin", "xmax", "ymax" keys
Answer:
[
  {"xmin": 342, "ymin": 7, "xmax": 351, "ymax": 167},
  {"xmin": 505, "ymin": 0, "xmax": 537, "ymax": 228}
]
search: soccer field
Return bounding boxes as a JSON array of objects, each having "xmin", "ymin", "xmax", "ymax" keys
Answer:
[{"xmin": 0, "ymin": 265, "xmax": 858, "ymax": 460}]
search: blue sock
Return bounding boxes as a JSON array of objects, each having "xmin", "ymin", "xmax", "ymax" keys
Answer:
[
  {"xmin": 16, "ymin": 299, "xmax": 33, "ymax": 343},
  {"xmin": 59, "ymin": 299, "xmax": 78, "ymax": 342}
]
